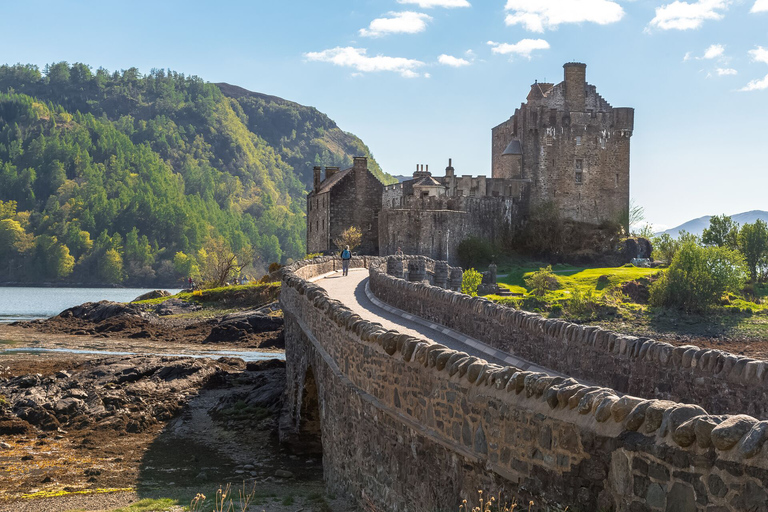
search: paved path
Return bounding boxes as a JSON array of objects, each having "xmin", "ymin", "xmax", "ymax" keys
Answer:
[{"xmin": 314, "ymin": 269, "xmax": 569, "ymax": 377}]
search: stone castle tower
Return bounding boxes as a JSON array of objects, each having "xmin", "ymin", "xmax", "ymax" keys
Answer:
[{"xmin": 491, "ymin": 63, "xmax": 634, "ymax": 225}]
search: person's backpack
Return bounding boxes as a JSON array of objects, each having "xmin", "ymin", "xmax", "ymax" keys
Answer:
[{"xmin": 341, "ymin": 249, "xmax": 351, "ymax": 260}]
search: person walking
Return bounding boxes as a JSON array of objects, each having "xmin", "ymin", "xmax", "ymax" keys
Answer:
[
  {"xmin": 341, "ymin": 245, "xmax": 351, "ymax": 276},
  {"xmin": 395, "ymin": 247, "xmax": 404, "ymax": 256}
]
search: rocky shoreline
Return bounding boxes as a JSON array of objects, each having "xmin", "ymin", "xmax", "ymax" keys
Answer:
[
  {"xmin": 13, "ymin": 298, "xmax": 285, "ymax": 348},
  {"xmin": 0, "ymin": 296, "xmax": 346, "ymax": 512}
]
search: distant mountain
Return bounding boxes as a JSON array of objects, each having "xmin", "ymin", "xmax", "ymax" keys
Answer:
[{"xmin": 659, "ymin": 210, "xmax": 768, "ymax": 237}]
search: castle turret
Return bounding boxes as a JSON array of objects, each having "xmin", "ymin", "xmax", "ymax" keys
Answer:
[{"xmin": 563, "ymin": 62, "xmax": 587, "ymax": 112}]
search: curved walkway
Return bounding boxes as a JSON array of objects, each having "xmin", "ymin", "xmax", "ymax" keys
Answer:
[{"xmin": 314, "ymin": 269, "xmax": 571, "ymax": 378}]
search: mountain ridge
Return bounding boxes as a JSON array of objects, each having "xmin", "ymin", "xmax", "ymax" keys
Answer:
[
  {"xmin": 0, "ymin": 62, "xmax": 393, "ymax": 285},
  {"xmin": 658, "ymin": 210, "xmax": 768, "ymax": 237}
]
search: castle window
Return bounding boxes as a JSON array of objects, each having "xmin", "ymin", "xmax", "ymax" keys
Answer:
[
  {"xmin": 457, "ymin": 190, "xmax": 464, "ymax": 196},
  {"xmin": 546, "ymin": 135, "xmax": 553, "ymax": 146},
  {"xmin": 322, "ymin": 219, "xmax": 325, "ymax": 230},
  {"xmin": 575, "ymin": 136, "xmax": 582, "ymax": 146},
  {"xmin": 600, "ymin": 137, "xmax": 606, "ymax": 150},
  {"xmin": 575, "ymin": 159, "xmax": 583, "ymax": 184}
]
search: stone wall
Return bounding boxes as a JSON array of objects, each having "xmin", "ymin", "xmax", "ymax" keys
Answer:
[
  {"xmin": 491, "ymin": 63, "xmax": 632, "ymax": 226},
  {"xmin": 378, "ymin": 198, "xmax": 517, "ymax": 264},
  {"xmin": 369, "ymin": 257, "xmax": 768, "ymax": 420},
  {"xmin": 280, "ymin": 256, "xmax": 768, "ymax": 512}
]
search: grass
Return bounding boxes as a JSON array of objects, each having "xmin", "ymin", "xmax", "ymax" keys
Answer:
[
  {"xmin": 131, "ymin": 282, "xmax": 280, "ymax": 314},
  {"xmin": 110, "ymin": 499, "xmax": 180, "ymax": 512},
  {"xmin": 493, "ymin": 263, "xmax": 659, "ymax": 299},
  {"xmin": 483, "ymin": 258, "xmax": 768, "ymax": 346}
]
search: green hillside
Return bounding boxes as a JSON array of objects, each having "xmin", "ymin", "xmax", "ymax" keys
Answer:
[{"xmin": 0, "ymin": 62, "xmax": 393, "ymax": 285}]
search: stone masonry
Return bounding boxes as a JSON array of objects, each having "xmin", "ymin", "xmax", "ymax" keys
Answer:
[
  {"xmin": 307, "ymin": 157, "xmax": 383, "ymax": 255},
  {"xmin": 307, "ymin": 63, "xmax": 634, "ymax": 264},
  {"xmin": 492, "ymin": 63, "xmax": 633, "ymax": 225},
  {"xmin": 280, "ymin": 256, "xmax": 768, "ymax": 512}
]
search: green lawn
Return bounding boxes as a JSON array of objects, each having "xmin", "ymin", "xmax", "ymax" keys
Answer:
[{"xmin": 492, "ymin": 263, "xmax": 660, "ymax": 299}]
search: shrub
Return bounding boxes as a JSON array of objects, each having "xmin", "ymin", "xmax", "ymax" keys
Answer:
[
  {"xmin": 525, "ymin": 265, "xmax": 561, "ymax": 297},
  {"xmin": 461, "ymin": 268, "xmax": 483, "ymax": 297},
  {"xmin": 457, "ymin": 237, "xmax": 494, "ymax": 270},
  {"xmin": 566, "ymin": 288, "xmax": 599, "ymax": 320},
  {"xmin": 650, "ymin": 242, "xmax": 747, "ymax": 313}
]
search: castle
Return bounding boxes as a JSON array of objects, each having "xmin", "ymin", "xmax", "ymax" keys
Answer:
[{"xmin": 307, "ymin": 63, "xmax": 634, "ymax": 263}]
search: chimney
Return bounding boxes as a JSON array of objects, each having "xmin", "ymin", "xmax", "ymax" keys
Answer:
[
  {"xmin": 563, "ymin": 62, "xmax": 586, "ymax": 112},
  {"xmin": 353, "ymin": 156, "xmax": 367, "ymax": 171},
  {"xmin": 426, "ymin": 164, "xmax": 429, "ymax": 174},
  {"xmin": 313, "ymin": 166, "xmax": 322, "ymax": 191},
  {"xmin": 445, "ymin": 158, "xmax": 454, "ymax": 177},
  {"xmin": 325, "ymin": 166, "xmax": 340, "ymax": 180}
]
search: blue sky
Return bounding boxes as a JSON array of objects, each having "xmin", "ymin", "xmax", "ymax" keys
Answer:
[{"xmin": 1, "ymin": 0, "xmax": 767, "ymax": 229}]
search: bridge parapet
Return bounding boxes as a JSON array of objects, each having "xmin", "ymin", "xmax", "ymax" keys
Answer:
[
  {"xmin": 369, "ymin": 257, "xmax": 768, "ymax": 420},
  {"xmin": 280, "ymin": 256, "xmax": 768, "ymax": 512}
]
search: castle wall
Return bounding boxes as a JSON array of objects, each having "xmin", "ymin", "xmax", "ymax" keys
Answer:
[
  {"xmin": 378, "ymin": 197, "xmax": 517, "ymax": 263},
  {"xmin": 281, "ymin": 256, "xmax": 768, "ymax": 512}
]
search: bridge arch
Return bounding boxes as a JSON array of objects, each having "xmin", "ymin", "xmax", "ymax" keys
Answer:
[{"xmin": 296, "ymin": 366, "xmax": 322, "ymax": 455}]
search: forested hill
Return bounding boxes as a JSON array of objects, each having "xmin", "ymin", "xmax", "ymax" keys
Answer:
[{"xmin": 0, "ymin": 62, "xmax": 394, "ymax": 286}]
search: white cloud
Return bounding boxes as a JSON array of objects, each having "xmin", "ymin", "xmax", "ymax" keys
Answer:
[
  {"xmin": 487, "ymin": 39, "xmax": 550, "ymax": 59},
  {"xmin": 304, "ymin": 47, "xmax": 426, "ymax": 78},
  {"xmin": 703, "ymin": 44, "xmax": 724, "ymax": 59},
  {"xmin": 750, "ymin": 46, "xmax": 768, "ymax": 64},
  {"xmin": 359, "ymin": 11, "xmax": 432, "ymax": 37},
  {"xmin": 648, "ymin": 0, "xmax": 730, "ymax": 31},
  {"xmin": 752, "ymin": 0, "xmax": 768, "ymax": 12},
  {"xmin": 397, "ymin": 0, "xmax": 470, "ymax": 7},
  {"xmin": 740, "ymin": 74, "xmax": 768, "ymax": 91},
  {"xmin": 683, "ymin": 51, "xmax": 693, "ymax": 61},
  {"xmin": 438, "ymin": 54, "xmax": 471, "ymax": 67},
  {"xmin": 503, "ymin": 0, "xmax": 624, "ymax": 32},
  {"xmin": 716, "ymin": 68, "xmax": 737, "ymax": 75}
]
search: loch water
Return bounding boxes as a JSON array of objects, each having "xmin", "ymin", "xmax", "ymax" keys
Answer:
[{"xmin": 0, "ymin": 287, "xmax": 182, "ymax": 323}]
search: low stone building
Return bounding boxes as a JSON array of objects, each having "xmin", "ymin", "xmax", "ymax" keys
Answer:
[{"xmin": 306, "ymin": 157, "xmax": 383, "ymax": 255}]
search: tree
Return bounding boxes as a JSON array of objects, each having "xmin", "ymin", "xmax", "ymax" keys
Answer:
[
  {"xmin": 650, "ymin": 242, "xmax": 747, "ymax": 313},
  {"xmin": 333, "ymin": 226, "xmax": 362, "ymax": 253},
  {"xmin": 739, "ymin": 220, "xmax": 768, "ymax": 282},
  {"xmin": 33, "ymin": 235, "xmax": 75, "ymax": 279},
  {"xmin": 702, "ymin": 214, "xmax": 739, "ymax": 249},
  {"xmin": 99, "ymin": 248, "xmax": 124, "ymax": 283},
  {"xmin": 461, "ymin": 269, "xmax": 482, "ymax": 297},
  {"xmin": 173, "ymin": 251, "xmax": 200, "ymax": 279},
  {"xmin": 198, "ymin": 238, "xmax": 250, "ymax": 288},
  {"xmin": 652, "ymin": 233, "xmax": 679, "ymax": 264}
]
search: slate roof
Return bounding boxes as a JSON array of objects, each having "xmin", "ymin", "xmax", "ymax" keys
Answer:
[
  {"xmin": 312, "ymin": 167, "xmax": 352, "ymax": 195},
  {"xmin": 502, "ymin": 140, "xmax": 522, "ymax": 156},
  {"xmin": 413, "ymin": 176, "xmax": 446, "ymax": 188}
]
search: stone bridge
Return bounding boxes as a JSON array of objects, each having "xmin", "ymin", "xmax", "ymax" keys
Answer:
[{"xmin": 279, "ymin": 256, "xmax": 768, "ymax": 512}]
